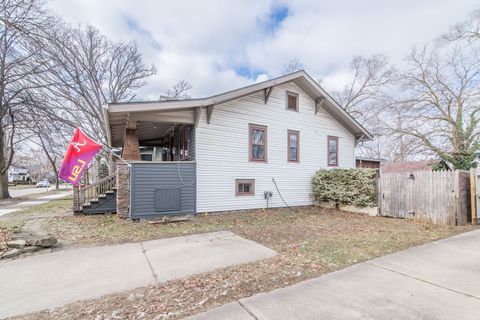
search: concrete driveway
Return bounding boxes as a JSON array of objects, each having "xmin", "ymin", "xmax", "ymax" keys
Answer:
[
  {"xmin": 0, "ymin": 231, "xmax": 276, "ymax": 318},
  {"xmin": 187, "ymin": 229, "xmax": 480, "ymax": 320}
]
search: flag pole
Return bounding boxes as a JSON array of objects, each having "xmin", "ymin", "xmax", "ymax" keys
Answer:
[
  {"xmin": 101, "ymin": 144, "xmax": 131, "ymax": 167},
  {"xmin": 77, "ymin": 128, "xmax": 131, "ymax": 167}
]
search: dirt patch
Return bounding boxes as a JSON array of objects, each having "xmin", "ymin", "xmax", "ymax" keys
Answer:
[{"xmin": 11, "ymin": 206, "xmax": 476, "ymax": 320}]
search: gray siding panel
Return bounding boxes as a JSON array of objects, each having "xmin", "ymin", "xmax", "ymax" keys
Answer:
[{"xmin": 130, "ymin": 162, "xmax": 196, "ymax": 218}]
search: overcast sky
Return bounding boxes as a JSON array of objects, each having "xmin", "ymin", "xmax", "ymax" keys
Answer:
[{"xmin": 48, "ymin": 0, "xmax": 479, "ymax": 100}]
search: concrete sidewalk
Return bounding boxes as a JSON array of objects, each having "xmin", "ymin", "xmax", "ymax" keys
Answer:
[
  {"xmin": 0, "ymin": 191, "xmax": 71, "ymax": 216},
  {"xmin": 0, "ymin": 231, "xmax": 276, "ymax": 318},
  {"xmin": 187, "ymin": 229, "xmax": 480, "ymax": 320}
]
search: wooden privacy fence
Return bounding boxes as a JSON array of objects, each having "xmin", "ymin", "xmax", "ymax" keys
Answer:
[{"xmin": 378, "ymin": 170, "xmax": 469, "ymax": 226}]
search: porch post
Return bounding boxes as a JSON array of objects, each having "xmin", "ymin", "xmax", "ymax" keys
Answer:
[
  {"xmin": 72, "ymin": 185, "xmax": 81, "ymax": 213},
  {"xmin": 116, "ymin": 162, "xmax": 130, "ymax": 219},
  {"xmin": 122, "ymin": 129, "xmax": 141, "ymax": 160}
]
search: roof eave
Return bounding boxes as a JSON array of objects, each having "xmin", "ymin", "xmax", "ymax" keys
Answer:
[
  {"xmin": 102, "ymin": 104, "xmax": 113, "ymax": 147},
  {"xmin": 106, "ymin": 70, "xmax": 374, "ymax": 143}
]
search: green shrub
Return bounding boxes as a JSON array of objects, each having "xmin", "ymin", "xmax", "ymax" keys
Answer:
[{"xmin": 311, "ymin": 168, "xmax": 377, "ymax": 207}]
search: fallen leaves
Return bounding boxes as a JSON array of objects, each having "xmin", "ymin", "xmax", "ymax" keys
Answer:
[{"xmin": 10, "ymin": 206, "xmax": 477, "ymax": 320}]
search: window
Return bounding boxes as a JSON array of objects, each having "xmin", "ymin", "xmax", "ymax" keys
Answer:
[
  {"xmin": 286, "ymin": 91, "xmax": 299, "ymax": 111},
  {"xmin": 180, "ymin": 126, "xmax": 190, "ymax": 160},
  {"xmin": 328, "ymin": 136, "xmax": 338, "ymax": 166},
  {"xmin": 236, "ymin": 179, "xmax": 255, "ymax": 196},
  {"xmin": 288, "ymin": 130, "xmax": 299, "ymax": 162},
  {"xmin": 249, "ymin": 124, "xmax": 267, "ymax": 162}
]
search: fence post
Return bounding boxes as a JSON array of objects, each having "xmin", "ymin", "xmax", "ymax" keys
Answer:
[
  {"xmin": 375, "ymin": 170, "xmax": 381, "ymax": 214},
  {"xmin": 470, "ymin": 168, "xmax": 477, "ymax": 225}
]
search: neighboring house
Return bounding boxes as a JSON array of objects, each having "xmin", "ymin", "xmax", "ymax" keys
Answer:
[
  {"xmin": 8, "ymin": 165, "xmax": 30, "ymax": 183},
  {"xmin": 380, "ymin": 159, "xmax": 452, "ymax": 173},
  {"xmin": 100, "ymin": 70, "xmax": 372, "ymax": 218},
  {"xmin": 355, "ymin": 157, "xmax": 384, "ymax": 169}
]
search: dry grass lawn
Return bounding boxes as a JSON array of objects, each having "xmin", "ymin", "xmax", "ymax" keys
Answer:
[{"xmin": 7, "ymin": 203, "xmax": 476, "ymax": 320}]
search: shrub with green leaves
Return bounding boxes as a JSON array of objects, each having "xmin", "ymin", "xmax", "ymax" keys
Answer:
[{"xmin": 312, "ymin": 168, "xmax": 377, "ymax": 207}]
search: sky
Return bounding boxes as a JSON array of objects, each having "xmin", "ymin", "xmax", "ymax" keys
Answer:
[{"xmin": 48, "ymin": 0, "xmax": 479, "ymax": 100}]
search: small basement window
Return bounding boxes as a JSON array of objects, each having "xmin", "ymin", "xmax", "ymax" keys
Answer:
[
  {"xmin": 236, "ymin": 179, "xmax": 255, "ymax": 196},
  {"xmin": 286, "ymin": 91, "xmax": 299, "ymax": 111}
]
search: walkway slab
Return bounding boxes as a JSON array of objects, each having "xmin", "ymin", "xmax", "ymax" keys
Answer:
[
  {"xmin": 370, "ymin": 231, "xmax": 480, "ymax": 299},
  {"xmin": 144, "ymin": 231, "xmax": 276, "ymax": 282},
  {"xmin": 0, "ymin": 231, "xmax": 276, "ymax": 319},
  {"xmin": 187, "ymin": 302, "xmax": 255, "ymax": 320},
  {"xmin": 241, "ymin": 263, "xmax": 480, "ymax": 320},
  {"xmin": 186, "ymin": 229, "xmax": 480, "ymax": 320},
  {"xmin": 0, "ymin": 243, "xmax": 153, "ymax": 319}
]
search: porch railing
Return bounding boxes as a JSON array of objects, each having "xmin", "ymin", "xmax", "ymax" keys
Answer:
[{"xmin": 73, "ymin": 173, "xmax": 116, "ymax": 212}]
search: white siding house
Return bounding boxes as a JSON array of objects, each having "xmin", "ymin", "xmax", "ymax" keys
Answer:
[
  {"xmin": 104, "ymin": 70, "xmax": 372, "ymax": 218},
  {"xmin": 196, "ymin": 82, "xmax": 355, "ymax": 212}
]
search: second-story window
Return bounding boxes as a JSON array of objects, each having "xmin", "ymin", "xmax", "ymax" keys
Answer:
[
  {"xmin": 249, "ymin": 124, "xmax": 267, "ymax": 162},
  {"xmin": 288, "ymin": 130, "xmax": 299, "ymax": 162}
]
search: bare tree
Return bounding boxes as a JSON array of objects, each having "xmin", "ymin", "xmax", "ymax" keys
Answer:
[
  {"xmin": 23, "ymin": 100, "xmax": 69, "ymax": 189},
  {"xmin": 37, "ymin": 24, "xmax": 156, "ymax": 144},
  {"xmin": 282, "ymin": 59, "xmax": 304, "ymax": 74},
  {"xmin": 164, "ymin": 80, "xmax": 192, "ymax": 100},
  {"xmin": 331, "ymin": 55, "xmax": 396, "ymax": 122},
  {"xmin": 329, "ymin": 55, "xmax": 404, "ymax": 160},
  {"xmin": 363, "ymin": 109, "xmax": 428, "ymax": 161},
  {"xmin": 32, "ymin": 128, "xmax": 67, "ymax": 189},
  {"xmin": 440, "ymin": 9, "xmax": 480, "ymax": 43},
  {"xmin": 392, "ymin": 44, "xmax": 480, "ymax": 169},
  {"xmin": 0, "ymin": 0, "xmax": 54, "ymax": 199}
]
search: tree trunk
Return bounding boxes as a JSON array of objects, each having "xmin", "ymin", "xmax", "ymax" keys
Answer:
[
  {"xmin": 0, "ymin": 170, "xmax": 9, "ymax": 199},
  {"xmin": 0, "ymin": 126, "xmax": 10, "ymax": 199},
  {"xmin": 53, "ymin": 166, "xmax": 59, "ymax": 190}
]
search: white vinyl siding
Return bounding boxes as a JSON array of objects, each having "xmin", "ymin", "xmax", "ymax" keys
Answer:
[{"xmin": 195, "ymin": 82, "xmax": 355, "ymax": 213}]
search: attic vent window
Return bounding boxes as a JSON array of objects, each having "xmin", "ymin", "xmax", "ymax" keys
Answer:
[{"xmin": 286, "ymin": 91, "xmax": 299, "ymax": 111}]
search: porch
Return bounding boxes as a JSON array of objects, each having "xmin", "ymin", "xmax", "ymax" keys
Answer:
[{"xmin": 75, "ymin": 105, "xmax": 200, "ymax": 218}]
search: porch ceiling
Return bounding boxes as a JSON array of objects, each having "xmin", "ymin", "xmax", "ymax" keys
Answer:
[
  {"xmin": 137, "ymin": 122, "xmax": 174, "ymax": 144},
  {"xmin": 106, "ymin": 108, "xmax": 195, "ymax": 148}
]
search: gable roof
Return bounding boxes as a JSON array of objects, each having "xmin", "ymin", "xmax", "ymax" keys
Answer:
[{"xmin": 104, "ymin": 70, "xmax": 373, "ymax": 147}]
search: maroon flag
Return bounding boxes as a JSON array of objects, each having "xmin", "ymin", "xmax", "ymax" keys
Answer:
[{"xmin": 58, "ymin": 128, "xmax": 102, "ymax": 185}]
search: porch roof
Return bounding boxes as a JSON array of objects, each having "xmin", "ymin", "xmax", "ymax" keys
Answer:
[{"xmin": 103, "ymin": 70, "xmax": 373, "ymax": 148}]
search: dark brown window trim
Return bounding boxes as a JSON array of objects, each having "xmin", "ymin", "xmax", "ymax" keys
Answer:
[
  {"xmin": 235, "ymin": 179, "xmax": 255, "ymax": 196},
  {"xmin": 327, "ymin": 136, "xmax": 339, "ymax": 167},
  {"xmin": 286, "ymin": 91, "xmax": 299, "ymax": 112},
  {"xmin": 249, "ymin": 124, "xmax": 268, "ymax": 163},
  {"xmin": 180, "ymin": 126, "xmax": 190, "ymax": 161},
  {"xmin": 287, "ymin": 130, "xmax": 300, "ymax": 163}
]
